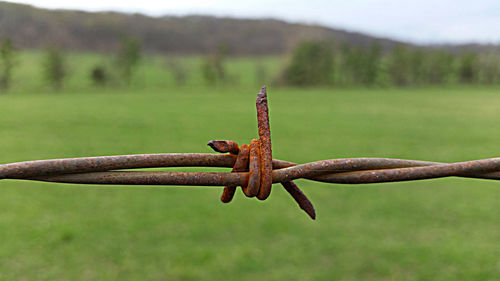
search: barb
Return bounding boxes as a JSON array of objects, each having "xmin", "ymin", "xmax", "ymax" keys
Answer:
[
  {"xmin": 256, "ymin": 87, "xmax": 273, "ymax": 200},
  {"xmin": 1, "ymin": 86, "xmax": 499, "ymax": 220}
]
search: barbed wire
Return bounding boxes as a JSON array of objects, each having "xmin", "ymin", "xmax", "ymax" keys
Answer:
[{"xmin": 1, "ymin": 87, "xmax": 499, "ymax": 220}]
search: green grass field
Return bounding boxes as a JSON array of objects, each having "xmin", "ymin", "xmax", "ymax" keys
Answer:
[{"xmin": 1, "ymin": 53, "xmax": 500, "ymax": 280}]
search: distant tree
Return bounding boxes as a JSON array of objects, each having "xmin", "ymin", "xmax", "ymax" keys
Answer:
[
  {"xmin": 166, "ymin": 59, "xmax": 187, "ymax": 86},
  {"xmin": 43, "ymin": 47, "xmax": 66, "ymax": 91},
  {"xmin": 423, "ymin": 50, "xmax": 454, "ymax": 84},
  {"xmin": 337, "ymin": 43, "xmax": 381, "ymax": 86},
  {"xmin": 0, "ymin": 38, "xmax": 15, "ymax": 91},
  {"xmin": 339, "ymin": 44, "xmax": 358, "ymax": 85},
  {"xmin": 458, "ymin": 52, "xmax": 479, "ymax": 83},
  {"xmin": 201, "ymin": 59, "xmax": 218, "ymax": 85},
  {"xmin": 201, "ymin": 43, "xmax": 228, "ymax": 85},
  {"xmin": 478, "ymin": 53, "xmax": 500, "ymax": 84},
  {"xmin": 117, "ymin": 36, "xmax": 141, "ymax": 85},
  {"xmin": 409, "ymin": 49, "xmax": 425, "ymax": 85},
  {"xmin": 283, "ymin": 41, "xmax": 334, "ymax": 86},
  {"xmin": 387, "ymin": 45, "xmax": 412, "ymax": 86},
  {"xmin": 359, "ymin": 44, "xmax": 381, "ymax": 85},
  {"xmin": 90, "ymin": 65, "xmax": 108, "ymax": 86}
]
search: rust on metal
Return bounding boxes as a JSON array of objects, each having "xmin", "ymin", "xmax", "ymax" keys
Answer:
[
  {"xmin": 0, "ymin": 153, "xmax": 237, "ymax": 179},
  {"xmin": 245, "ymin": 138, "xmax": 261, "ymax": 197},
  {"xmin": 256, "ymin": 86, "xmax": 273, "ymax": 200},
  {"xmin": 281, "ymin": 181, "xmax": 316, "ymax": 220},
  {"xmin": 2, "ymin": 86, "xmax": 500, "ymax": 220},
  {"xmin": 16, "ymin": 157, "xmax": 500, "ymax": 184},
  {"xmin": 219, "ymin": 143, "xmax": 248, "ymax": 203},
  {"xmin": 34, "ymin": 171, "xmax": 246, "ymax": 186},
  {"xmin": 207, "ymin": 139, "xmax": 315, "ymax": 216},
  {"xmin": 207, "ymin": 140, "xmax": 240, "ymax": 155}
]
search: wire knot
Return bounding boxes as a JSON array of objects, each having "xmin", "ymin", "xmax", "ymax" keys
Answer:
[{"xmin": 207, "ymin": 86, "xmax": 316, "ymax": 219}]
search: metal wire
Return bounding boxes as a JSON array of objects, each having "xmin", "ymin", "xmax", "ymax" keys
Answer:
[
  {"xmin": 3, "ymin": 156, "xmax": 500, "ymax": 183},
  {"xmin": 1, "ymin": 86, "xmax": 499, "ymax": 220}
]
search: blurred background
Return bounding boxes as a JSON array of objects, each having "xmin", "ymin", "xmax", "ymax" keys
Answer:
[{"xmin": 0, "ymin": 1, "xmax": 499, "ymax": 280}]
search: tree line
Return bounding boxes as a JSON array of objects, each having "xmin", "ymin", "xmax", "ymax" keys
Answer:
[
  {"xmin": 2, "ymin": 37, "xmax": 500, "ymax": 93},
  {"xmin": 281, "ymin": 41, "xmax": 500, "ymax": 87},
  {"xmin": 0, "ymin": 36, "xmax": 142, "ymax": 92},
  {"xmin": 0, "ymin": 37, "xmax": 241, "ymax": 92}
]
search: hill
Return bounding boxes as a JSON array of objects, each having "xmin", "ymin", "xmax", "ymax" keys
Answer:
[
  {"xmin": 1, "ymin": 2, "xmax": 499, "ymax": 55},
  {"xmin": 0, "ymin": 1, "xmax": 406, "ymax": 55}
]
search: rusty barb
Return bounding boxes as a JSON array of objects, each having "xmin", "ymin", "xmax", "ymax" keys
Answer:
[{"xmin": 2, "ymin": 87, "xmax": 500, "ymax": 220}]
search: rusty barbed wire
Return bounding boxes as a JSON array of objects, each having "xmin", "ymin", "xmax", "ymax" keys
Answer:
[{"xmin": 1, "ymin": 86, "xmax": 500, "ymax": 220}]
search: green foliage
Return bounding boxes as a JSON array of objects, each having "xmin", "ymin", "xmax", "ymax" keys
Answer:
[
  {"xmin": 283, "ymin": 41, "xmax": 334, "ymax": 86},
  {"xmin": 201, "ymin": 58, "xmax": 219, "ymax": 85},
  {"xmin": 90, "ymin": 65, "xmax": 108, "ymax": 86},
  {"xmin": 280, "ymin": 40, "xmax": 500, "ymax": 88},
  {"xmin": 360, "ymin": 44, "xmax": 382, "ymax": 85},
  {"xmin": 478, "ymin": 53, "xmax": 500, "ymax": 84},
  {"xmin": 1, "ymin": 51, "xmax": 284, "ymax": 93},
  {"xmin": 458, "ymin": 52, "xmax": 479, "ymax": 83},
  {"xmin": 339, "ymin": 44, "xmax": 361, "ymax": 85},
  {"xmin": 166, "ymin": 59, "xmax": 187, "ymax": 86},
  {"xmin": 43, "ymin": 47, "xmax": 66, "ymax": 91},
  {"xmin": 387, "ymin": 45, "xmax": 412, "ymax": 86},
  {"xmin": 6, "ymin": 49, "xmax": 500, "ymax": 93},
  {"xmin": 423, "ymin": 50, "xmax": 455, "ymax": 84},
  {"xmin": 201, "ymin": 44, "xmax": 227, "ymax": 86},
  {"xmin": 117, "ymin": 37, "xmax": 141, "ymax": 85},
  {"xmin": 385, "ymin": 46, "xmax": 455, "ymax": 86},
  {"xmin": 0, "ymin": 38, "xmax": 15, "ymax": 91},
  {"xmin": 408, "ymin": 49, "xmax": 426, "ymax": 85},
  {"xmin": 340, "ymin": 44, "xmax": 381, "ymax": 86}
]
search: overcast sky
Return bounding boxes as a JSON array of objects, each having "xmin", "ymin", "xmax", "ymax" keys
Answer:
[{"xmin": 5, "ymin": 0, "xmax": 500, "ymax": 44}]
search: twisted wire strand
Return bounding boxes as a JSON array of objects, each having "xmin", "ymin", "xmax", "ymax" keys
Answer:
[{"xmin": 0, "ymin": 153, "xmax": 500, "ymax": 183}]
